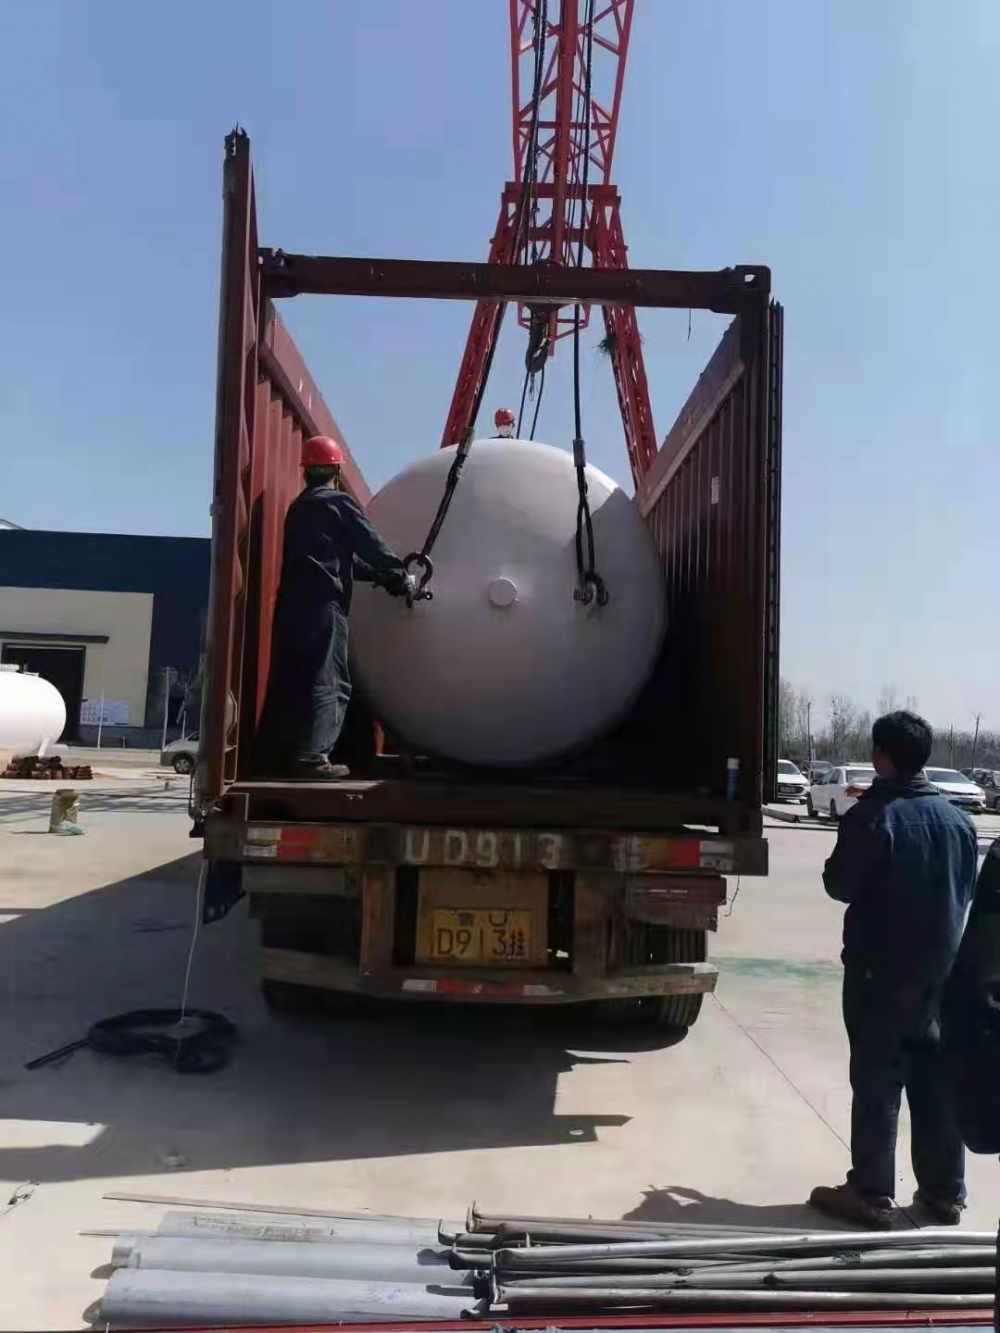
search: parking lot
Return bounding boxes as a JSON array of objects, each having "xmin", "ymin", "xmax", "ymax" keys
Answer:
[{"xmin": 1, "ymin": 784, "xmax": 998, "ymax": 1328}]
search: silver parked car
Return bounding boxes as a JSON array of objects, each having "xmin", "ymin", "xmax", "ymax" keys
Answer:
[
  {"xmin": 924, "ymin": 767, "xmax": 986, "ymax": 813},
  {"xmin": 161, "ymin": 732, "xmax": 199, "ymax": 775},
  {"xmin": 775, "ymin": 759, "xmax": 809, "ymax": 802},
  {"xmin": 806, "ymin": 764, "xmax": 877, "ymax": 820},
  {"xmin": 968, "ymin": 769, "xmax": 1000, "ymax": 812}
]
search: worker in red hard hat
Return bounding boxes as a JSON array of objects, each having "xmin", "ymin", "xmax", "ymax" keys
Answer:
[
  {"xmin": 255, "ymin": 436, "xmax": 414, "ymax": 781},
  {"xmin": 493, "ymin": 407, "xmax": 515, "ymax": 439}
]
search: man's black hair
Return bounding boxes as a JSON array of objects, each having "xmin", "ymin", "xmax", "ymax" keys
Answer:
[
  {"xmin": 304, "ymin": 464, "xmax": 340, "ymax": 488},
  {"xmin": 872, "ymin": 710, "xmax": 933, "ymax": 776}
]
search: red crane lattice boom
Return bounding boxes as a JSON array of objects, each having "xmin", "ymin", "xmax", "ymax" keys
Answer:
[{"xmin": 442, "ymin": 0, "xmax": 657, "ymax": 488}]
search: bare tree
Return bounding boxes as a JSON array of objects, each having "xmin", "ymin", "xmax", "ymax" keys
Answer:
[
  {"xmin": 779, "ymin": 679, "xmax": 811, "ymax": 758},
  {"xmin": 904, "ymin": 694, "xmax": 920, "ymax": 713},
  {"xmin": 875, "ymin": 683, "xmax": 901, "ymax": 716},
  {"xmin": 854, "ymin": 709, "xmax": 873, "ymax": 759},
  {"xmin": 828, "ymin": 693, "xmax": 859, "ymax": 760}
]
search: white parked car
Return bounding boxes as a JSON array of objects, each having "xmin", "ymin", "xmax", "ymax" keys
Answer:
[
  {"xmin": 775, "ymin": 759, "xmax": 809, "ymax": 802},
  {"xmin": 924, "ymin": 767, "xmax": 986, "ymax": 813},
  {"xmin": 161, "ymin": 732, "xmax": 199, "ymax": 775},
  {"xmin": 806, "ymin": 764, "xmax": 877, "ymax": 820}
]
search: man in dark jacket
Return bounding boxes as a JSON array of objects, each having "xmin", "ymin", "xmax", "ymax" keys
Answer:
[
  {"xmin": 941, "ymin": 834, "xmax": 1000, "ymax": 1156},
  {"xmin": 810, "ymin": 710, "xmax": 978, "ymax": 1228},
  {"xmin": 256, "ymin": 435, "xmax": 413, "ymax": 780}
]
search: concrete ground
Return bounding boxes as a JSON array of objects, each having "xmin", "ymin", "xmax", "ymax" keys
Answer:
[{"xmin": 0, "ymin": 789, "xmax": 997, "ymax": 1328}]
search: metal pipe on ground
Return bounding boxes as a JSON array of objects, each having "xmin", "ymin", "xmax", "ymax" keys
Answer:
[
  {"xmin": 759, "ymin": 1267, "xmax": 995, "ymax": 1292},
  {"xmin": 468, "ymin": 1205, "xmax": 809, "ymax": 1237},
  {"xmin": 151, "ymin": 1210, "xmax": 444, "ymax": 1247},
  {"xmin": 498, "ymin": 1273, "xmax": 759, "ymax": 1289},
  {"xmin": 97, "ymin": 1270, "xmax": 482, "ymax": 1326},
  {"xmin": 492, "ymin": 1256, "xmax": 755, "ymax": 1278},
  {"xmin": 450, "ymin": 1234, "xmax": 497, "ymax": 1250},
  {"xmin": 705, "ymin": 1246, "xmax": 998, "ymax": 1274},
  {"xmin": 494, "ymin": 1283, "xmax": 992, "ymax": 1312},
  {"xmin": 114, "ymin": 1236, "xmax": 472, "ymax": 1286},
  {"xmin": 498, "ymin": 1267, "xmax": 994, "ymax": 1294},
  {"xmin": 490, "ymin": 1244, "xmax": 999, "ymax": 1282},
  {"xmin": 450, "ymin": 1250, "xmax": 502, "ymax": 1269},
  {"xmin": 492, "ymin": 1222, "xmax": 720, "ymax": 1245},
  {"xmin": 105, "ymin": 1192, "xmax": 462, "ymax": 1236},
  {"xmin": 493, "ymin": 1229, "xmax": 997, "ymax": 1266}
]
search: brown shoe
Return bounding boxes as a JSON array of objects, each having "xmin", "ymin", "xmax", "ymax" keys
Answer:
[
  {"xmin": 809, "ymin": 1182, "xmax": 894, "ymax": 1229},
  {"xmin": 912, "ymin": 1190, "xmax": 964, "ymax": 1226},
  {"xmin": 287, "ymin": 762, "xmax": 350, "ymax": 781}
]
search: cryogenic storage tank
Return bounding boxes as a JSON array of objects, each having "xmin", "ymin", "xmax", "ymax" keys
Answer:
[
  {"xmin": 0, "ymin": 665, "xmax": 67, "ymax": 756},
  {"xmin": 350, "ymin": 438, "xmax": 666, "ymax": 766}
]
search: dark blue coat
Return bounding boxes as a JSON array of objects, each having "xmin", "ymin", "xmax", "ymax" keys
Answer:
[
  {"xmin": 823, "ymin": 776, "xmax": 978, "ymax": 987},
  {"xmin": 277, "ymin": 484, "xmax": 405, "ymax": 614},
  {"xmin": 254, "ymin": 484, "xmax": 405, "ymax": 771},
  {"xmin": 942, "ymin": 835, "xmax": 1000, "ymax": 1152}
]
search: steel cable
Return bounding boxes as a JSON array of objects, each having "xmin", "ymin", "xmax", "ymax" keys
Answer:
[
  {"xmin": 571, "ymin": 0, "xmax": 607, "ymax": 606},
  {"xmin": 414, "ymin": 2, "xmax": 548, "ymax": 598}
]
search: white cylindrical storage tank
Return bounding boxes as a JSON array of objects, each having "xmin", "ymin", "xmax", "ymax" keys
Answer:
[
  {"xmin": 350, "ymin": 438, "xmax": 666, "ymax": 767},
  {"xmin": 0, "ymin": 665, "xmax": 67, "ymax": 756}
]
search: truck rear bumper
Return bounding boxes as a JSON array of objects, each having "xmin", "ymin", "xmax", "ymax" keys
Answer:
[{"xmin": 261, "ymin": 949, "xmax": 718, "ymax": 1005}]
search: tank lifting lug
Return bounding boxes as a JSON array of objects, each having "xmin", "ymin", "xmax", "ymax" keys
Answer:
[
  {"xmin": 574, "ymin": 575, "xmax": 609, "ymax": 607},
  {"xmin": 402, "ymin": 552, "xmax": 434, "ymax": 607}
]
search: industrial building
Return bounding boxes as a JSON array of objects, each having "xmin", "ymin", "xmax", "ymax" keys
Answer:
[{"xmin": 0, "ymin": 528, "xmax": 210, "ymax": 745}]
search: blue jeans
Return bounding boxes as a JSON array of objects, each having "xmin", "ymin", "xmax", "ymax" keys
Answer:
[{"xmin": 843, "ymin": 965, "xmax": 965, "ymax": 1205}]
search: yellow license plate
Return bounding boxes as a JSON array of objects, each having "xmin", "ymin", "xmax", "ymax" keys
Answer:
[{"xmin": 429, "ymin": 908, "xmax": 534, "ymax": 965}]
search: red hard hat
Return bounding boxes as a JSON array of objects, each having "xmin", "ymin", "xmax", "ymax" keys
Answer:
[
  {"xmin": 494, "ymin": 407, "xmax": 515, "ymax": 427},
  {"xmin": 301, "ymin": 435, "xmax": 344, "ymax": 468}
]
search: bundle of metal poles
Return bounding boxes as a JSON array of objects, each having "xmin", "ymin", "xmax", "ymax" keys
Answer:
[
  {"xmin": 461, "ymin": 1206, "xmax": 998, "ymax": 1315},
  {"xmin": 92, "ymin": 1196, "xmax": 998, "ymax": 1325}
]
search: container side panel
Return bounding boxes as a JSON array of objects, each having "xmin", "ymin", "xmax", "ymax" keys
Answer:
[
  {"xmin": 198, "ymin": 130, "xmax": 260, "ymax": 808},
  {"xmin": 200, "ymin": 133, "xmax": 373, "ymax": 803},
  {"xmin": 260, "ymin": 311, "xmax": 371, "ymax": 508},
  {"xmin": 761, "ymin": 301, "xmax": 784, "ymax": 801},
  {"xmin": 635, "ymin": 304, "xmax": 781, "ymax": 804}
]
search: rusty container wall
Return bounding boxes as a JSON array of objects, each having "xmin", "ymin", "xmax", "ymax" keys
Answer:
[
  {"xmin": 197, "ymin": 131, "xmax": 371, "ymax": 809},
  {"xmin": 636, "ymin": 302, "xmax": 783, "ymax": 807},
  {"xmin": 240, "ymin": 308, "xmax": 370, "ymax": 758}
]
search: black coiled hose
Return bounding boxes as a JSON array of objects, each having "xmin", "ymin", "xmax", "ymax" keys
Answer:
[{"xmin": 26, "ymin": 1008, "xmax": 237, "ymax": 1075}]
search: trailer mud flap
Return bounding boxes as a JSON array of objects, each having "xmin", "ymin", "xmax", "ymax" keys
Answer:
[{"xmin": 203, "ymin": 860, "xmax": 244, "ymax": 923}]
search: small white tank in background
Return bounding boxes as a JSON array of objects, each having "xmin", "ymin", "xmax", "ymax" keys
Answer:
[
  {"xmin": 0, "ymin": 664, "xmax": 67, "ymax": 756},
  {"xmin": 350, "ymin": 438, "xmax": 667, "ymax": 766}
]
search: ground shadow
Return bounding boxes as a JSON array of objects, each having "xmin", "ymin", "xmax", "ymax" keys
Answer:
[
  {"xmin": 624, "ymin": 1185, "xmax": 903, "ymax": 1232},
  {"xmin": 0, "ymin": 848, "xmax": 646, "ymax": 1185}
]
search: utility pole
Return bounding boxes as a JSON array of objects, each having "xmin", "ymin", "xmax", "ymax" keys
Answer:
[
  {"xmin": 971, "ymin": 712, "xmax": 981, "ymax": 770},
  {"xmin": 948, "ymin": 725, "xmax": 954, "ymax": 767},
  {"xmin": 806, "ymin": 698, "xmax": 814, "ymax": 769},
  {"xmin": 160, "ymin": 667, "xmax": 173, "ymax": 752}
]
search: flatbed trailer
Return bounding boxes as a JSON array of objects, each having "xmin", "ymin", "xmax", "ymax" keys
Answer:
[{"xmin": 196, "ymin": 131, "xmax": 783, "ymax": 1028}]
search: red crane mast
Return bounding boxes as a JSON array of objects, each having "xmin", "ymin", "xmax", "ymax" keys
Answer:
[{"xmin": 441, "ymin": 0, "xmax": 657, "ymax": 488}]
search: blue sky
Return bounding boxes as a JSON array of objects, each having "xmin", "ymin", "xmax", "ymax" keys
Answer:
[{"xmin": 2, "ymin": 1, "xmax": 998, "ymax": 729}]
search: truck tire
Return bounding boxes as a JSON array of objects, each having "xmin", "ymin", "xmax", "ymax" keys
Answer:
[
  {"xmin": 655, "ymin": 990, "xmax": 704, "ymax": 1029},
  {"xmin": 649, "ymin": 925, "xmax": 707, "ymax": 1030},
  {"xmin": 592, "ymin": 925, "xmax": 708, "ymax": 1031}
]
